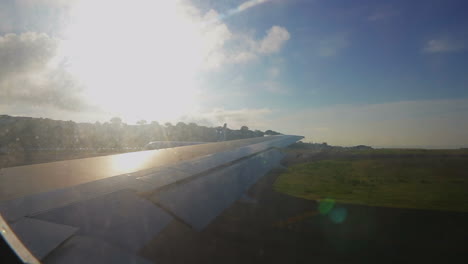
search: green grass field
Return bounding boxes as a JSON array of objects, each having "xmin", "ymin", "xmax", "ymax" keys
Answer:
[{"xmin": 274, "ymin": 155, "xmax": 468, "ymax": 212}]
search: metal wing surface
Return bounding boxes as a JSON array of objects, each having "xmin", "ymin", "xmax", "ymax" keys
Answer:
[{"xmin": 0, "ymin": 135, "xmax": 303, "ymax": 263}]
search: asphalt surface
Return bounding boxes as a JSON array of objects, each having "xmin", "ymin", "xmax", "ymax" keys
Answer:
[{"xmin": 140, "ymin": 168, "xmax": 468, "ymax": 264}]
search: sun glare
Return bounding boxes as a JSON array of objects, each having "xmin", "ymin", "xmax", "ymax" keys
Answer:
[
  {"xmin": 59, "ymin": 0, "xmax": 207, "ymax": 122},
  {"xmin": 110, "ymin": 150, "xmax": 157, "ymax": 174}
]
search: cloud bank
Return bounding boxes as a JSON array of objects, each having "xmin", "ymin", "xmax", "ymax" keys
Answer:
[
  {"xmin": 0, "ymin": 0, "xmax": 290, "ymax": 117},
  {"xmin": 0, "ymin": 32, "xmax": 86, "ymax": 111}
]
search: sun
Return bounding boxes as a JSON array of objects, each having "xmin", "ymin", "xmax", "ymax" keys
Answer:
[{"xmin": 58, "ymin": 0, "xmax": 207, "ymax": 122}]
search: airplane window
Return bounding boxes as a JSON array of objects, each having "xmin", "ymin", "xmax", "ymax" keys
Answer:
[{"xmin": 1, "ymin": 0, "xmax": 467, "ymax": 263}]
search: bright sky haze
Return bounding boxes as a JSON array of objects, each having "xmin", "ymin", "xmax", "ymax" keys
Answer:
[{"xmin": 1, "ymin": 0, "xmax": 467, "ymax": 148}]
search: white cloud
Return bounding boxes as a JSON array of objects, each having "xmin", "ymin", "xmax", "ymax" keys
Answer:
[
  {"xmin": 238, "ymin": 0, "xmax": 271, "ymax": 12},
  {"xmin": 197, "ymin": 2, "xmax": 289, "ymax": 67},
  {"xmin": 0, "ymin": 1, "xmax": 290, "ymax": 116},
  {"xmin": 258, "ymin": 26, "xmax": 291, "ymax": 54},
  {"xmin": 423, "ymin": 38, "xmax": 465, "ymax": 53},
  {"xmin": 201, "ymin": 23, "xmax": 290, "ymax": 67},
  {"xmin": 229, "ymin": 51, "xmax": 258, "ymax": 64}
]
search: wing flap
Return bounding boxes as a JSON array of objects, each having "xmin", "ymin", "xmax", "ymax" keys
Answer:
[
  {"xmin": 150, "ymin": 149, "xmax": 284, "ymax": 230},
  {"xmin": 9, "ymin": 218, "xmax": 78, "ymax": 260},
  {"xmin": 32, "ymin": 190, "xmax": 173, "ymax": 253}
]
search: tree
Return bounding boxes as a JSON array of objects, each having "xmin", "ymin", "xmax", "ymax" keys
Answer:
[
  {"xmin": 137, "ymin": 120, "xmax": 147, "ymax": 125},
  {"xmin": 110, "ymin": 117, "xmax": 122, "ymax": 126},
  {"xmin": 254, "ymin": 130, "xmax": 265, "ymax": 137},
  {"xmin": 265, "ymin": 129, "xmax": 280, "ymax": 135},
  {"xmin": 0, "ymin": 115, "xmax": 284, "ymax": 167}
]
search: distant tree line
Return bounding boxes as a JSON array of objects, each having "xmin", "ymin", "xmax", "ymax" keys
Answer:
[
  {"xmin": 0, "ymin": 115, "xmax": 282, "ymax": 164},
  {"xmin": 289, "ymin": 141, "xmax": 372, "ymax": 151}
]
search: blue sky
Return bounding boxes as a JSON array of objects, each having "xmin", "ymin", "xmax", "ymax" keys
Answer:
[
  {"xmin": 1, "ymin": 0, "xmax": 467, "ymax": 147},
  {"xmin": 198, "ymin": 0, "xmax": 468, "ymax": 107}
]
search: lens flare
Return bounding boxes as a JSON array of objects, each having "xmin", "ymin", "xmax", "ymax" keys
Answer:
[
  {"xmin": 329, "ymin": 207, "xmax": 347, "ymax": 224},
  {"xmin": 318, "ymin": 198, "xmax": 335, "ymax": 215}
]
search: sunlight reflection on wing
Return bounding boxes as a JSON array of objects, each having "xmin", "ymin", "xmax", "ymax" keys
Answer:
[{"xmin": 110, "ymin": 150, "xmax": 160, "ymax": 174}]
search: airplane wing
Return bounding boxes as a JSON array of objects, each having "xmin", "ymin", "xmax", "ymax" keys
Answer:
[{"xmin": 0, "ymin": 135, "xmax": 302, "ymax": 263}]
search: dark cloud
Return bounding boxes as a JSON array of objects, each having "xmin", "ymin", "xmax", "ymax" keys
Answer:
[{"xmin": 0, "ymin": 32, "xmax": 86, "ymax": 111}]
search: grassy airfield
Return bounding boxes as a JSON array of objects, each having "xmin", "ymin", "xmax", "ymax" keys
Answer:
[{"xmin": 274, "ymin": 148, "xmax": 468, "ymax": 212}]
